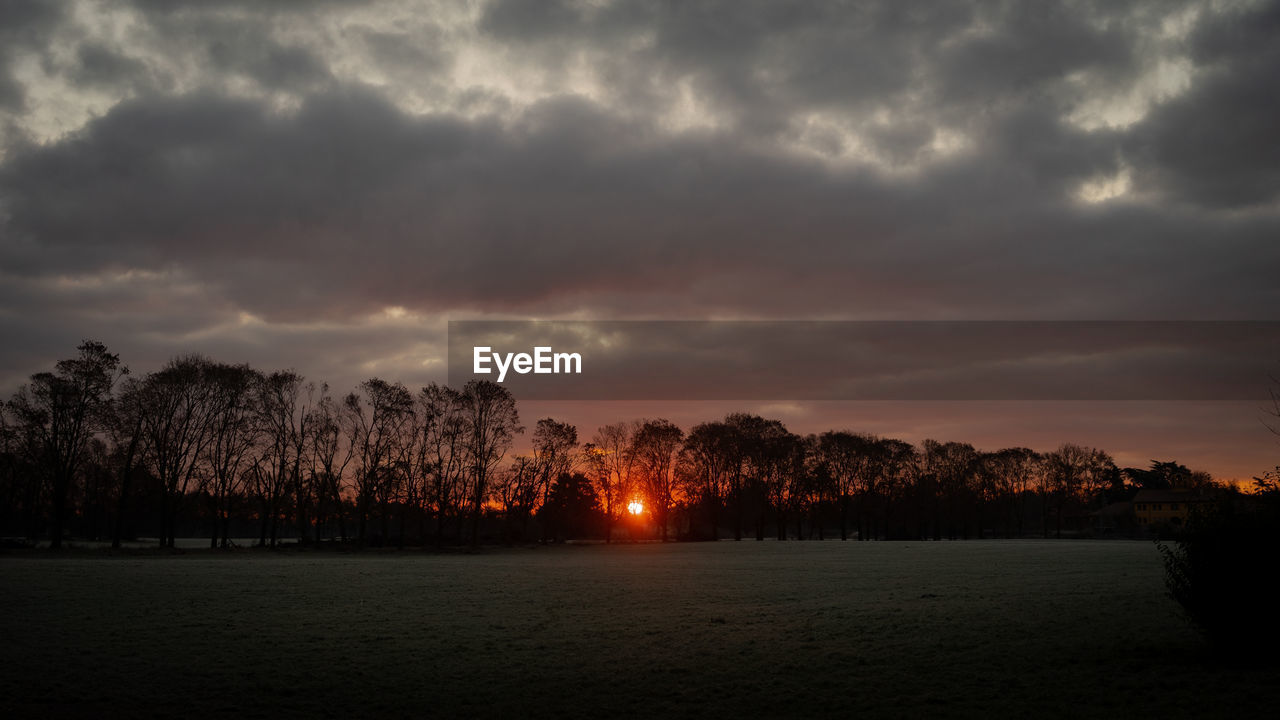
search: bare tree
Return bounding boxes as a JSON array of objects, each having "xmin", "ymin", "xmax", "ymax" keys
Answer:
[
  {"xmin": 679, "ymin": 421, "xmax": 733, "ymax": 540},
  {"xmin": 753, "ymin": 422, "xmax": 800, "ymax": 541},
  {"xmin": 916, "ymin": 439, "xmax": 945, "ymax": 540},
  {"xmin": 5, "ymin": 341, "xmax": 126, "ymax": 548},
  {"xmin": 909, "ymin": 440, "xmax": 981, "ymax": 540},
  {"xmin": 1, "ymin": 396, "xmax": 47, "ymax": 540},
  {"xmin": 138, "ymin": 355, "xmax": 218, "ymax": 548},
  {"xmin": 531, "ymin": 418, "xmax": 578, "ymax": 542},
  {"xmin": 720, "ymin": 413, "xmax": 763, "ymax": 541},
  {"xmin": 202, "ymin": 363, "xmax": 260, "ymax": 548},
  {"xmin": 982, "ymin": 448, "xmax": 1041, "ymax": 538},
  {"xmin": 305, "ymin": 386, "xmax": 353, "ymax": 542},
  {"xmin": 590, "ymin": 420, "xmax": 639, "ymax": 543},
  {"xmin": 800, "ymin": 434, "xmax": 830, "ymax": 539},
  {"xmin": 873, "ymin": 438, "xmax": 916, "ymax": 540},
  {"xmin": 415, "ymin": 383, "xmax": 467, "ymax": 543},
  {"xmin": 633, "ymin": 418, "xmax": 683, "ymax": 542},
  {"xmin": 582, "ymin": 443, "xmax": 609, "ymax": 538},
  {"xmin": 106, "ymin": 378, "xmax": 149, "ymax": 549},
  {"xmin": 1042, "ymin": 443, "xmax": 1112, "ymax": 538},
  {"xmin": 254, "ymin": 371, "xmax": 316, "ymax": 547},
  {"xmin": 494, "ymin": 455, "xmax": 539, "ymax": 542},
  {"xmin": 459, "ymin": 380, "xmax": 521, "ymax": 546},
  {"xmin": 816, "ymin": 431, "xmax": 869, "ymax": 541},
  {"xmin": 342, "ymin": 378, "xmax": 414, "ymax": 546}
]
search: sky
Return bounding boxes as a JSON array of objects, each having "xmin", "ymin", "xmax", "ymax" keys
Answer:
[{"xmin": 1, "ymin": 0, "xmax": 1278, "ymax": 479}]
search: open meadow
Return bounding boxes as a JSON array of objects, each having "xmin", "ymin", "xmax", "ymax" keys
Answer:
[{"xmin": 1, "ymin": 540, "xmax": 1273, "ymax": 718}]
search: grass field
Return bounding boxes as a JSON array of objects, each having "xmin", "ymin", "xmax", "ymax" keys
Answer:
[{"xmin": 1, "ymin": 541, "xmax": 1272, "ymax": 718}]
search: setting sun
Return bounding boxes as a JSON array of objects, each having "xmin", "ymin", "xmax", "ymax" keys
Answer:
[{"xmin": 627, "ymin": 501, "xmax": 644, "ymax": 515}]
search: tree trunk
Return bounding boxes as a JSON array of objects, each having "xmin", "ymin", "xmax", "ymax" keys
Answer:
[
  {"xmin": 259, "ymin": 498, "xmax": 269, "ymax": 547},
  {"xmin": 210, "ymin": 498, "xmax": 219, "ymax": 549},
  {"xmin": 111, "ymin": 433, "xmax": 139, "ymax": 550},
  {"xmin": 158, "ymin": 487, "xmax": 170, "ymax": 549},
  {"xmin": 397, "ymin": 499, "xmax": 406, "ymax": 549},
  {"xmin": 733, "ymin": 492, "xmax": 743, "ymax": 541},
  {"xmin": 48, "ymin": 469, "xmax": 71, "ymax": 550}
]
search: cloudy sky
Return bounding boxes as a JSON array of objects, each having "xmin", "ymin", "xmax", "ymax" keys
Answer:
[{"xmin": 1, "ymin": 0, "xmax": 1277, "ymax": 478}]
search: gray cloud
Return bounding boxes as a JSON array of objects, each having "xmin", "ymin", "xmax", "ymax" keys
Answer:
[
  {"xmin": 4, "ymin": 82, "xmax": 1274, "ymax": 319},
  {"xmin": 0, "ymin": 0, "xmax": 64, "ymax": 111},
  {"xmin": 1126, "ymin": 1, "xmax": 1280, "ymax": 207},
  {"xmin": 69, "ymin": 42, "xmax": 154, "ymax": 91}
]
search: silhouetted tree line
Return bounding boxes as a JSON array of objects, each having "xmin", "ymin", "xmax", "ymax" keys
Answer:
[{"xmin": 0, "ymin": 341, "xmax": 1227, "ymax": 548}]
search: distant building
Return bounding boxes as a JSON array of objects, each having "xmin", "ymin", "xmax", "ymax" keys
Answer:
[{"xmin": 1132, "ymin": 485, "xmax": 1213, "ymax": 528}]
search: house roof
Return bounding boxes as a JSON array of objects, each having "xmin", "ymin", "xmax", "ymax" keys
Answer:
[
  {"xmin": 1132, "ymin": 489, "xmax": 1210, "ymax": 503},
  {"xmin": 1090, "ymin": 501, "xmax": 1132, "ymax": 517}
]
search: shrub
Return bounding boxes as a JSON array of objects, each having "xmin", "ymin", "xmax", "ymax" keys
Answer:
[{"xmin": 1157, "ymin": 489, "xmax": 1280, "ymax": 659}]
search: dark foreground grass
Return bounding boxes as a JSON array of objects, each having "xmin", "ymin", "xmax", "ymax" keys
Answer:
[{"xmin": 0, "ymin": 541, "xmax": 1272, "ymax": 718}]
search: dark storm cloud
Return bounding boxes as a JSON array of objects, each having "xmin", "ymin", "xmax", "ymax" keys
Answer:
[
  {"xmin": 129, "ymin": 0, "xmax": 379, "ymax": 15},
  {"xmin": 1126, "ymin": 0, "xmax": 1280, "ymax": 208},
  {"xmin": 0, "ymin": 0, "xmax": 64, "ymax": 111},
  {"xmin": 934, "ymin": 1, "xmax": 1137, "ymax": 102},
  {"xmin": 2, "ymin": 0, "xmax": 1278, "ymax": 477},
  {"xmin": 69, "ymin": 42, "xmax": 154, "ymax": 91},
  {"xmin": 481, "ymin": 1, "xmax": 1143, "ymax": 140},
  {"xmin": 482, "ymin": 0, "xmax": 955, "ymax": 133},
  {"xmin": 4, "ymin": 82, "xmax": 1276, "ymax": 322},
  {"xmin": 360, "ymin": 27, "xmax": 451, "ymax": 77},
  {"xmin": 207, "ymin": 39, "xmax": 333, "ymax": 92}
]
